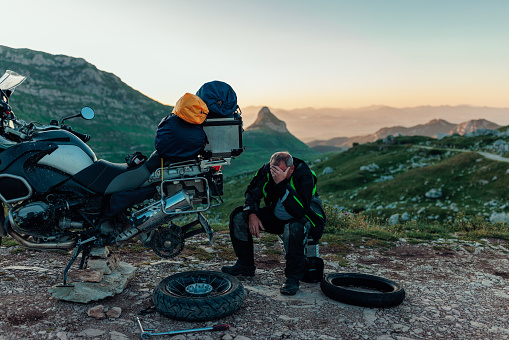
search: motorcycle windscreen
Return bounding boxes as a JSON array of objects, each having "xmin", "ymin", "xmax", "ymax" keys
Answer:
[{"xmin": 0, "ymin": 70, "xmax": 26, "ymax": 90}]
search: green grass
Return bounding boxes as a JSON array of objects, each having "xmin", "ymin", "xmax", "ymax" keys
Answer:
[
  {"xmin": 1, "ymin": 238, "xmax": 20, "ymax": 247},
  {"xmin": 321, "ymin": 203, "xmax": 509, "ymax": 249}
]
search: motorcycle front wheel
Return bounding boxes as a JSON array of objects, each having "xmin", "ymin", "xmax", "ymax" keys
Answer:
[{"xmin": 153, "ymin": 270, "xmax": 245, "ymax": 321}]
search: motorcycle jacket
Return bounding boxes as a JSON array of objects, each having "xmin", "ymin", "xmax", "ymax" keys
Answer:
[{"xmin": 243, "ymin": 158, "xmax": 325, "ymax": 236}]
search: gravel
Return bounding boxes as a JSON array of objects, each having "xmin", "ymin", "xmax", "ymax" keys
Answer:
[{"xmin": 1, "ymin": 234, "xmax": 509, "ymax": 339}]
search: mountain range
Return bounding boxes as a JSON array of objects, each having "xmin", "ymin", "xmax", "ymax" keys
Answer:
[
  {"xmin": 240, "ymin": 105, "xmax": 509, "ymax": 142},
  {"xmin": 308, "ymin": 118, "xmax": 501, "ymax": 153}
]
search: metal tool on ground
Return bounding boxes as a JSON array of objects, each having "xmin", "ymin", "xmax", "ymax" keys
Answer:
[{"xmin": 135, "ymin": 317, "xmax": 229, "ymax": 339}]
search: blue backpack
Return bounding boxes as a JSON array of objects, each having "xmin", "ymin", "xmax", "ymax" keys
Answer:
[{"xmin": 196, "ymin": 81, "xmax": 238, "ymax": 118}]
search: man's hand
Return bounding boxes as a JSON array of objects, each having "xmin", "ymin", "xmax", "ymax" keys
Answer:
[
  {"xmin": 248, "ymin": 213, "xmax": 265, "ymax": 238},
  {"xmin": 270, "ymin": 165, "xmax": 289, "ymax": 184}
]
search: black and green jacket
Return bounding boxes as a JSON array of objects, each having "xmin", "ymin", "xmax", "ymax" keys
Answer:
[{"xmin": 244, "ymin": 158, "xmax": 325, "ymax": 234}]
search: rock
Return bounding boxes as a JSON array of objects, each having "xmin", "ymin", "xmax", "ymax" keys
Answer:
[
  {"xmin": 490, "ymin": 212, "xmax": 509, "ymax": 224},
  {"xmin": 375, "ymin": 175, "xmax": 393, "ymax": 183},
  {"xmin": 425, "ymin": 188, "xmax": 442, "ymax": 199},
  {"xmin": 106, "ymin": 307, "xmax": 122, "ymax": 318},
  {"xmin": 90, "ymin": 246, "xmax": 110, "ymax": 259},
  {"xmin": 69, "ymin": 268, "xmax": 104, "ymax": 283},
  {"xmin": 109, "ymin": 331, "xmax": 129, "ymax": 340},
  {"xmin": 48, "ymin": 262, "xmax": 136, "ymax": 303},
  {"xmin": 360, "ymin": 163, "xmax": 379, "ymax": 172},
  {"xmin": 87, "ymin": 305, "xmax": 106, "ymax": 319},
  {"xmin": 234, "ymin": 336, "xmax": 252, "ymax": 340},
  {"xmin": 322, "ymin": 167, "xmax": 334, "ymax": 175},
  {"xmin": 78, "ymin": 328, "xmax": 106, "ymax": 337},
  {"xmin": 56, "ymin": 332, "xmax": 69, "ymax": 340},
  {"xmin": 401, "ymin": 212, "xmax": 410, "ymax": 221},
  {"xmin": 2, "ymin": 266, "xmax": 48, "ymax": 272},
  {"xmin": 222, "ymin": 335, "xmax": 234, "ymax": 340},
  {"xmin": 278, "ymin": 315, "xmax": 300, "ymax": 322},
  {"xmin": 388, "ymin": 214, "xmax": 400, "ymax": 226},
  {"xmin": 86, "ymin": 253, "xmax": 120, "ymax": 275}
]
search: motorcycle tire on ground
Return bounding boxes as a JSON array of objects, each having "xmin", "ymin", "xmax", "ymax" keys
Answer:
[
  {"xmin": 153, "ymin": 270, "xmax": 245, "ymax": 321},
  {"xmin": 320, "ymin": 272, "xmax": 405, "ymax": 308}
]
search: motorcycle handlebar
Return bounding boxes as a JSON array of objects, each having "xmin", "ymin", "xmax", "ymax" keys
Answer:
[
  {"xmin": 72, "ymin": 130, "xmax": 91, "ymax": 143},
  {"xmin": 62, "ymin": 125, "xmax": 91, "ymax": 143}
]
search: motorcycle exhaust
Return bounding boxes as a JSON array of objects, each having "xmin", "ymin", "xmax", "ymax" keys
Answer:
[
  {"xmin": 116, "ymin": 190, "xmax": 193, "ymax": 244},
  {"xmin": 163, "ymin": 190, "xmax": 192, "ymax": 213}
]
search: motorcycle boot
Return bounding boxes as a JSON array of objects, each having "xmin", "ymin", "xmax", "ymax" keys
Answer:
[
  {"xmin": 222, "ymin": 207, "xmax": 256, "ymax": 276},
  {"xmin": 280, "ymin": 277, "xmax": 300, "ymax": 295},
  {"xmin": 221, "ymin": 261, "xmax": 256, "ymax": 276}
]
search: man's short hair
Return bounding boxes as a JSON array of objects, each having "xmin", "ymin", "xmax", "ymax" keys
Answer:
[{"xmin": 270, "ymin": 151, "xmax": 293, "ymax": 168}]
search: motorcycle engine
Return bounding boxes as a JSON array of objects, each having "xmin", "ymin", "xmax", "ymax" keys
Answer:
[{"xmin": 13, "ymin": 201, "xmax": 54, "ymax": 231}]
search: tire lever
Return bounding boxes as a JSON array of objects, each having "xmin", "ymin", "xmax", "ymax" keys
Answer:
[{"xmin": 135, "ymin": 317, "xmax": 229, "ymax": 339}]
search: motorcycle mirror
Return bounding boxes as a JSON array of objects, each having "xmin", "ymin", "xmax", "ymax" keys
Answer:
[{"xmin": 80, "ymin": 107, "xmax": 95, "ymax": 120}]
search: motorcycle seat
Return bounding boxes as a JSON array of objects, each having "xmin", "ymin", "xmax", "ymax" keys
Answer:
[{"xmin": 73, "ymin": 159, "xmax": 151, "ymax": 194}]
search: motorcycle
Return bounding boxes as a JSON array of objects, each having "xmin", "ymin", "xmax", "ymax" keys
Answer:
[{"xmin": 0, "ymin": 70, "xmax": 243, "ymax": 285}]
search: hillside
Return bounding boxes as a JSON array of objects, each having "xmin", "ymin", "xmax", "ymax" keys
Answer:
[
  {"xmin": 0, "ymin": 45, "xmax": 172, "ymax": 162},
  {"xmin": 218, "ymin": 129, "xmax": 509, "ymax": 223},
  {"xmin": 308, "ymin": 118, "xmax": 501, "ymax": 153},
  {"xmin": 223, "ymin": 107, "xmax": 319, "ymax": 176}
]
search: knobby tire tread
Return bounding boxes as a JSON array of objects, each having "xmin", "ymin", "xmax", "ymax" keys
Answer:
[{"xmin": 153, "ymin": 270, "xmax": 245, "ymax": 321}]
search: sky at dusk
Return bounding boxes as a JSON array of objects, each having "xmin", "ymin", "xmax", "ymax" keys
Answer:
[{"xmin": 2, "ymin": 0, "xmax": 509, "ymax": 110}]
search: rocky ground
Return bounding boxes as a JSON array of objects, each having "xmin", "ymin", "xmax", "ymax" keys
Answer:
[{"xmin": 1, "ymin": 232, "xmax": 509, "ymax": 340}]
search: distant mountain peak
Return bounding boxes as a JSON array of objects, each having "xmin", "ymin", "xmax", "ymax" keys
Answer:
[
  {"xmin": 427, "ymin": 118, "xmax": 450, "ymax": 124},
  {"xmin": 246, "ymin": 106, "xmax": 289, "ymax": 133}
]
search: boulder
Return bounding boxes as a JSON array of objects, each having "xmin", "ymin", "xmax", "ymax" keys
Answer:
[
  {"xmin": 425, "ymin": 188, "xmax": 442, "ymax": 199},
  {"xmin": 490, "ymin": 212, "xmax": 509, "ymax": 224},
  {"xmin": 388, "ymin": 214, "xmax": 400, "ymax": 226},
  {"xmin": 322, "ymin": 167, "xmax": 334, "ymax": 175}
]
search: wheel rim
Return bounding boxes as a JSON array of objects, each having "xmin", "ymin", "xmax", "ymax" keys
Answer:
[
  {"xmin": 185, "ymin": 283, "xmax": 214, "ymax": 296},
  {"xmin": 166, "ymin": 273, "xmax": 233, "ymax": 298}
]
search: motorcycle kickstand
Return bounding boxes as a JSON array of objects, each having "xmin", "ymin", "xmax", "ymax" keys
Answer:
[{"xmin": 58, "ymin": 236, "xmax": 97, "ymax": 287}]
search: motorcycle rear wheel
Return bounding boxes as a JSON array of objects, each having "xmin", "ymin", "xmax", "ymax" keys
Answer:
[
  {"xmin": 320, "ymin": 272, "xmax": 405, "ymax": 308},
  {"xmin": 153, "ymin": 270, "xmax": 245, "ymax": 321}
]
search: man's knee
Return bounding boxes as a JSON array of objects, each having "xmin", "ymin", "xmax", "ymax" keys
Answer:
[
  {"xmin": 287, "ymin": 219, "xmax": 307, "ymax": 239},
  {"xmin": 230, "ymin": 207, "xmax": 250, "ymax": 242}
]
